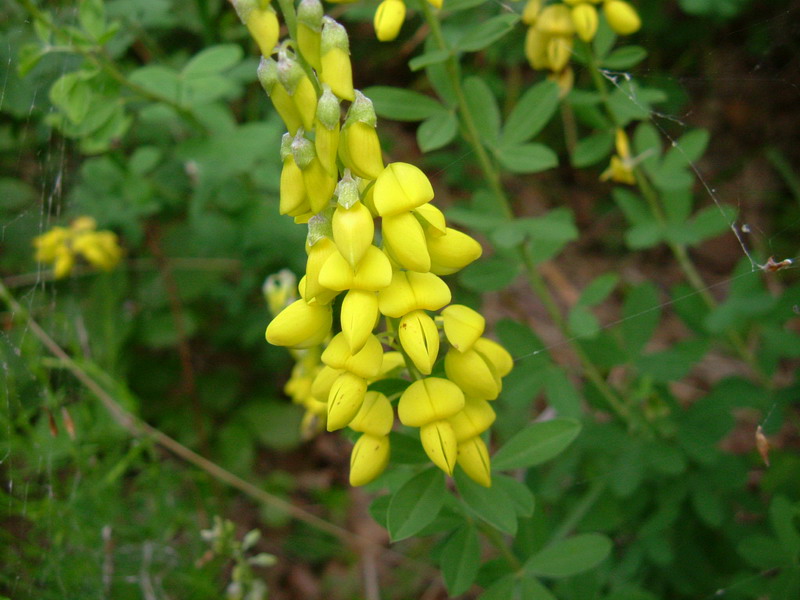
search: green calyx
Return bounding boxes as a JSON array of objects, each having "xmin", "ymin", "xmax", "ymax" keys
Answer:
[
  {"xmin": 316, "ymin": 85, "xmax": 341, "ymax": 130},
  {"xmin": 291, "ymin": 130, "xmax": 316, "ymax": 168},
  {"xmin": 297, "ymin": 0, "xmax": 323, "ymax": 31},
  {"xmin": 307, "ymin": 209, "xmax": 334, "ymax": 246},
  {"xmin": 344, "ymin": 91, "xmax": 377, "ymax": 127},
  {"xmin": 257, "ymin": 56, "xmax": 279, "ymax": 94},
  {"xmin": 321, "ymin": 17, "xmax": 350, "ymax": 55},
  {"xmin": 335, "ymin": 171, "xmax": 360, "ymax": 209}
]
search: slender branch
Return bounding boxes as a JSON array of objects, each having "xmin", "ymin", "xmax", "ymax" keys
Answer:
[{"xmin": 548, "ymin": 480, "xmax": 605, "ymax": 544}]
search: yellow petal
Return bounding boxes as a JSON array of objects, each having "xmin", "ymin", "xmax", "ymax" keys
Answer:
[
  {"xmin": 536, "ymin": 4, "xmax": 574, "ymax": 35},
  {"xmin": 449, "ymin": 398, "xmax": 496, "ymax": 442},
  {"xmin": 441, "ymin": 304, "xmax": 485, "ymax": 352},
  {"xmin": 304, "ymin": 237, "xmax": 339, "ymax": 305},
  {"xmin": 427, "ymin": 227, "xmax": 482, "ymax": 275},
  {"xmin": 349, "ymin": 434, "xmax": 390, "ymax": 486},
  {"xmin": 341, "ymin": 122, "xmax": 384, "ymax": 180},
  {"xmin": 320, "ymin": 47, "xmax": 354, "ymax": 101},
  {"xmin": 398, "ymin": 377, "xmax": 465, "ymax": 427},
  {"xmin": 319, "ymin": 245, "xmax": 393, "ymax": 291},
  {"xmin": 348, "ymin": 391, "xmax": 394, "ymax": 436},
  {"xmin": 245, "ymin": 6, "xmax": 279, "ymax": 57},
  {"xmin": 373, "ymin": 162, "xmax": 435, "ymax": 217},
  {"xmin": 398, "ymin": 310, "xmax": 440, "ymax": 375},
  {"xmin": 302, "ymin": 158, "xmax": 337, "ymax": 214},
  {"xmin": 327, "ymin": 371, "xmax": 367, "ymax": 430},
  {"xmin": 571, "ymin": 4, "xmax": 598, "ymax": 43},
  {"xmin": 332, "ymin": 201, "xmax": 375, "ymax": 268},
  {"xmin": 340, "ymin": 289, "xmax": 379, "ymax": 353},
  {"xmin": 444, "ymin": 346, "xmax": 502, "ymax": 400},
  {"xmin": 420, "ymin": 420, "xmax": 458, "ymax": 475},
  {"xmin": 280, "ymin": 156, "xmax": 310, "ymax": 216},
  {"xmin": 374, "ymin": 0, "xmax": 406, "ymax": 42},
  {"xmin": 321, "ymin": 332, "xmax": 384, "ymax": 379},
  {"xmin": 378, "ymin": 271, "xmax": 451, "ymax": 318},
  {"xmin": 604, "ymin": 0, "xmax": 641, "ymax": 35},
  {"xmin": 382, "ymin": 211, "xmax": 431, "ymax": 273},
  {"xmin": 266, "ymin": 299, "xmax": 332, "ymax": 348},
  {"xmin": 457, "ymin": 437, "xmax": 492, "ymax": 487},
  {"xmin": 473, "ymin": 337, "xmax": 514, "ymax": 378},
  {"xmin": 311, "ymin": 365, "xmax": 344, "ymax": 402},
  {"xmin": 414, "ymin": 202, "xmax": 447, "ymax": 237}
]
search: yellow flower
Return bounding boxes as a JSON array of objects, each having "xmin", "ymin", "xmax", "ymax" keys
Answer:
[
  {"xmin": 327, "ymin": 371, "xmax": 367, "ymax": 430},
  {"xmin": 232, "ymin": 0, "xmax": 280, "ymax": 57},
  {"xmin": 258, "ymin": 57, "xmax": 303, "ymax": 135},
  {"xmin": 320, "ymin": 17, "xmax": 355, "ymax": 101},
  {"xmin": 377, "ymin": 270, "xmax": 451, "ymax": 319},
  {"xmin": 373, "ymin": 162, "xmax": 435, "ymax": 217},
  {"xmin": 600, "ymin": 128, "xmax": 636, "ymax": 185},
  {"xmin": 420, "ymin": 420, "xmax": 458, "ymax": 475},
  {"xmin": 277, "ymin": 53, "xmax": 317, "ymax": 132},
  {"xmin": 398, "ymin": 377, "xmax": 465, "ymax": 427},
  {"xmin": 445, "ymin": 344, "xmax": 502, "ymax": 400},
  {"xmin": 398, "ymin": 310, "xmax": 440, "ymax": 374},
  {"xmin": 374, "ymin": 0, "xmax": 406, "ymax": 42},
  {"xmin": 266, "ymin": 298, "xmax": 332, "ymax": 348},
  {"xmin": 332, "ymin": 200, "xmax": 374, "ymax": 268},
  {"xmin": 33, "ymin": 217, "xmax": 122, "ymax": 279},
  {"xmin": 571, "ymin": 3, "xmax": 599, "ymax": 42},
  {"xmin": 340, "ymin": 289, "xmax": 379, "ymax": 353},
  {"xmin": 263, "ymin": 269, "xmax": 297, "ymax": 315},
  {"xmin": 457, "ymin": 437, "xmax": 492, "ymax": 487},
  {"xmin": 441, "ymin": 304, "xmax": 485, "ymax": 352},
  {"xmin": 340, "ymin": 94, "xmax": 384, "ymax": 180},
  {"xmin": 522, "ymin": 0, "xmax": 542, "ymax": 25},
  {"xmin": 304, "ymin": 236, "xmax": 339, "ymax": 305},
  {"xmin": 319, "ymin": 245, "xmax": 393, "ymax": 291},
  {"xmin": 449, "ymin": 397, "xmax": 496, "ymax": 441},
  {"xmin": 426, "ymin": 227, "xmax": 482, "ymax": 275},
  {"xmin": 473, "ymin": 337, "xmax": 513, "ymax": 378},
  {"xmin": 314, "ymin": 86, "xmax": 341, "ymax": 177},
  {"xmin": 297, "ymin": 0, "xmax": 323, "ymax": 70},
  {"xmin": 382, "ymin": 211, "xmax": 431, "ymax": 273},
  {"xmin": 349, "ymin": 391, "xmax": 394, "ymax": 436},
  {"xmin": 279, "ymin": 133, "xmax": 311, "ymax": 216},
  {"xmin": 414, "ymin": 203, "xmax": 446, "ymax": 236},
  {"xmin": 321, "ymin": 332, "xmax": 384, "ymax": 379},
  {"xmin": 292, "ymin": 133, "xmax": 337, "ymax": 214},
  {"xmin": 350, "ymin": 433, "xmax": 390, "ymax": 486},
  {"xmin": 604, "ymin": 0, "xmax": 641, "ymax": 35},
  {"xmin": 536, "ymin": 4, "xmax": 575, "ymax": 36}
]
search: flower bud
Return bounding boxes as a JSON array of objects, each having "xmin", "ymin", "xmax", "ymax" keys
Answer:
[
  {"xmin": 458, "ymin": 437, "xmax": 491, "ymax": 487},
  {"xmin": 341, "ymin": 289, "xmax": 379, "ymax": 353},
  {"xmin": 398, "ymin": 377, "xmax": 465, "ymax": 427},
  {"xmin": 571, "ymin": 3, "xmax": 599, "ymax": 42},
  {"xmin": 350, "ymin": 434, "xmax": 390, "ymax": 486},
  {"xmin": 280, "ymin": 134, "xmax": 311, "ymax": 216},
  {"xmin": 263, "ymin": 269, "xmax": 297, "ymax": 315},
  {"xmin": 277, "ymin": 53, "xmax": 317, "ymax": 132},
  {"xmin": 53, "ymin": 246, "xmax": 75, "ymax": 279},
  {"xmin": 473, "ymin": 337, "xmax": 513, "ymax": 378},
  {"xmin": 449, "ymin": 398, "xmax": 496, "ymax": 442},
  {"xmin": 327, "ymin": 371, "xmax": 367, "ymax": 430},
  {"xmin": 304, "ymin": 236, "xmax": 338, "ymax": 304},
  {"xmin": 414, "ymin": 203, "xmax": 446, "ymax": 237},
  {"xmin": 340, "ymin": 109, "xmax": 384, "ymax": 180},
  {"xmin": 546, "ymin": 35, "xmax": 573, "ymax": 72},
  {"xmin": 426, "ymin": 0, "xmax": 443, "ymax": 8},
  {"xmin": 311, "ymin": 365, "xmax": 343, "ymax": 401},
  {"xmin": 321, "ymin": 332, "xmax": 384, "ymax": 379},
  {"xmin": 536, "ymin": 4, "xmax": 575, "ymax": 36},
  {"xmin": 525, "ymin": 26, "xmax": 550, "ymax": 70},
  {"xmin": 427, "ymin": 227, "xmax": 482, "ymax": 275},
  {"xmin": 547, "ymin": 66, "xmax": 574, "ymax": 98},
  {"xmin": 293, "ymin": 133, "xmax": 337, "ymax": 213},
  {"xmin": 233, "ymin": 0, "xmax": 279, "ymax": 57},
  {"xmin": 297, "ymin": 0, "xmax": 323, "ymax": 70},
  {"xmin": 441, "ymin": 304, "xmax": 485, "ymax": 352},
  {"xmin": 315, "ymin": 86, "xmax": 341, "ymax": 176},
  {"xmin": 266, "ymin": 298, "xmax": 332, "ymax": 348},
  {"xmin": 604, "ymin": 0, "xmax": 641, "ymax": 35},
  {"xmin": 445, "ymin": 346, "xmax": 502, "ymax": 400},
  {"xmin": 420, "ymin": 420, "xmax": 458, "ymax": 475},
  {"xmin": 349, "ymin": 391, "xmax": 393, "ymax": 436},
  {"xmin": 374, "ymin": 0, "xmax": 406, "ymax": 42},
  {"xmin": 320, "ymin": 17, "xmax": 355, "ymax": 101},
  {"xmin": 373, "ymin": 162, "xmax": 435, "ymax": 217},
  {"xmin": 332, "ymin": 200, "xmax": 374, "ymax": 268},
  {"xmin": 399, "ymin": 310, "xmax": 439, "ymax": 375},
  {"xmin": 378, "ymin": 270, "xmax": 451, "ymax": 319},
  {"xmin": 319, "ymin": 245, "xmax": 393, "ymax": 291},
  {"xmin": 522, "ymin": 0, "xmax": 542, "ymax": 25},
  {"xmin": 382, "ymin": 211, "xmax": 431, "ymax": 273},
  {"xmin": 258, "ymin": 57, "xmax": 303, "ymax": 134}
]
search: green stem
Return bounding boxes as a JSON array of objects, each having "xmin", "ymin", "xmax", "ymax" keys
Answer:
[
  {"xmin": 548, "ymin": 480, "xmax": 606, "ymax": 544},
  {"xmin": 479, "ymin": 522, "xmax": 521, "ymax": 571},
  {"xmin": 418, "ymin": 0, "xmax": 512, "ymax": 219}
]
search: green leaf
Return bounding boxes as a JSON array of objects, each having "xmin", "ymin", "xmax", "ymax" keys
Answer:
[
  {"xmin": 601, "ymin": 46, "xmax": 648, "ymax": 70},
  {"xmin": 492, "ymin": 418, "xmax": 582, "ymax": 471},
  {"xmin": 682, "ymin": 204, "xmax": 736, "ymax": 245},
  {"xmin": 517, "ymin": 208, "xmax": 579, "ymax": 263},
  {"xmin": 636, "ymin": 339, "xmax": 708, "ymax": 382},
  {"xmin": 579, "ymin": 273, "xmax": 619, "ymax": 306},
  {"xmin": 463, "ymin": 76, "xmax": 501, "ymax": 144},
  {"xmin": 459, "ymin": 255, "xmax": 521, "ymax": 292},
  {"xmin": 364, "ymin": 86, "xmax": 444, "ymax": 122},
  {"xmin": 501, "ymin": 81, "xmax": 560, "ymax": 146},
  {"xmin": 572, "ymin": 131, "xmax": 615, "ymax": 168},
  {"xmin": 625, "ymin": 222, "xmax": 663, "ymax": 249},
  {"xmin": 621, "ymin": 282, "xmax": 660, "ymax": 355},
  {"xmin": 456, "ymin": 14, "xmax": 519, "ymax": 52},
  {"xmin": 542, "ymin": 366, "xmax": 582, "ymax": 418},
  {"xmin": 440, "ymin": 525, "xmax": 481, "ymax": 596},
  {"xmin": 49, "ymin": 72, "xmax": 94, "ymax": 124},
  {"xmin": 524, "ymin": 534, "xmax": 612, "ymax": 578},
  {"xmin": 770, "ymin": 496, "xmax": 800, "ymax": 558},
  {"xmin": 480, "ymin": 575, "xmax": 515, "ymax": 600},
  {"xmin": 409, "ymin": 49, "xmax": 451, "ymax": 72},
  {"xmin": 493, "ymin": 475, "xmax": 536, "ymax": 518},
  {"xmin": 182, "ymin": 44, "xmax": 243, "ymax": 76},
  {"xmin": 129, "ymin": 65, "xmax": 180, "ymax": 103},
  {"xmin": 79, "ymin": 0, "xmax": 106, "ymax": 39},
  {"xmin": 417, "ymin": 111, "xmax": 458, "ymax": 152},
  {"xmin": 445, "ymin": 0, "xmax": 487, "ymax": 11},
  {"xmin": 613, "ymin": 187, "xmax": 650, "ymax": 226},
  {"xmin": 456, "ymin": 470, "xmax": 518, "ymax": 535},
  {"xmin": 495, "ymin": 143, "xmax": 558, "ymax": 174},
  {"xmin": 387, "ymin": 468, "xmax": 445, "ymax": 541},
  {"xmin": 568, "ymin": 306, "xmax": 600, "ymax": 339}
]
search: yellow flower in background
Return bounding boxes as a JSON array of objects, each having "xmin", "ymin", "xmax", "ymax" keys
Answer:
[
  {"xmin": 600, "ymin": 128, "xmax": 637, "ymax": 185},
  {"xmin": 33, "ymin": 217, "xmax": 122, "ymax": 279}
]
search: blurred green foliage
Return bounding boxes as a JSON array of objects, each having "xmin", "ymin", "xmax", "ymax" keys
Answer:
[{"xmin": 2, "ymin": 0, "xmax": 799, "ymax": 598}]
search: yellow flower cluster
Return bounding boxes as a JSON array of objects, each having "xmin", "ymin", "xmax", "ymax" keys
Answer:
[
  {"xmin": 522, "ymin": 0, "xmax": 641, "ymax": 92},
  {"xmin": 235, "ymin": 0, "xmax": 513, "ymax": 487},
  {"xmin": 33, "ymin": 216, "xmax": 122, "ymax": 279}
]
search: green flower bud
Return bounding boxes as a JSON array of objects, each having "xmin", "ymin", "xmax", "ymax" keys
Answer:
[
  {"xmin": 604, "ymin": 0, "xmax": 641, "ymax": 35},
  {"xmin": 319, "ymin": 245, "xmax": 392, "ymax": 291},
  {"xmin": 349, "ymin": 434, "xmax": 390, "ymax": 486},
  {"xmin": 445, "ymin": 346, "xmax": 502, "ymax": 400},
  {"xmin": 399, "ymin": 310, "xmax": 439, "ymax": 375},
  {"xmin": 441, "ymin": 304, "xmax": 485, "ymax": 352},
  {"xmin": 321, "ymin": 332, "xmax": 384, "ymax": 379},
  {"xmin": 341, "ymin": 289, "xmax": 379, "ymax": 353},
  {"xmin": 427, "ymin": 227, "xmax": 482, "ymax": 275},
  {"xmin": 332, "ymin": 200, "xmax": 374, "ymax": 268},
  {"xmin": 420, "ymin": 420, "xmax": 458, "ymax": 475},
  {"xmin": 449, "ymin": 398, "xmax": 496, "ymax": 442},
  {"xmin": 334, "ymin": 171, "xmax": 360, "ymax": 209},
  {"xmin": 297, "ymin": 0, "xmax": 323, "ymax": 70},
  {"xmin": 320, "ymin": 17, "xmax": 354, "ymax": 101},
  {"xmin": 398, "ymin": 377, "xmax": 465, "ymax": 427},
  {"xmin": 327, "ymin": 371, "xmax": 367, "ymax": 430},
  {"xmin": 258, "ymin": 57, "xmax": 303, "ymax": 134},
  {"xmin": 266, "ymin": 298, "xmax": 332, "ymax": 348},
  {"xmin": 374, "ymin": 0, "xmax": 406, "ymax": 42},
  {"xmin": 457, "ymin": 437, "xmax": 491, "ymax": 487},
  {"xmin": 373, "ymin": 162, "xmax": 435, "ymax": 217},
  {"xmin": 382, "ymin": 211, "xmax": 431, "ymax": 273},
  {"xmin": 349, "ymin": 391, "xmax": 394, "ymax": 436},
  {"xmin": 378, "ymin": 270, "xmax": 451, "ymax": 319}
]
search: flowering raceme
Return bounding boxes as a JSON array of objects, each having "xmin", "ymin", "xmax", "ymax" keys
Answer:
[
  {"xmin": 33, "ymin": 216, "xmax": 122, "ymax": 279},
  {"xmin": 236, "ymin": 0, "xmax": 513, "ymax": 487}
]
